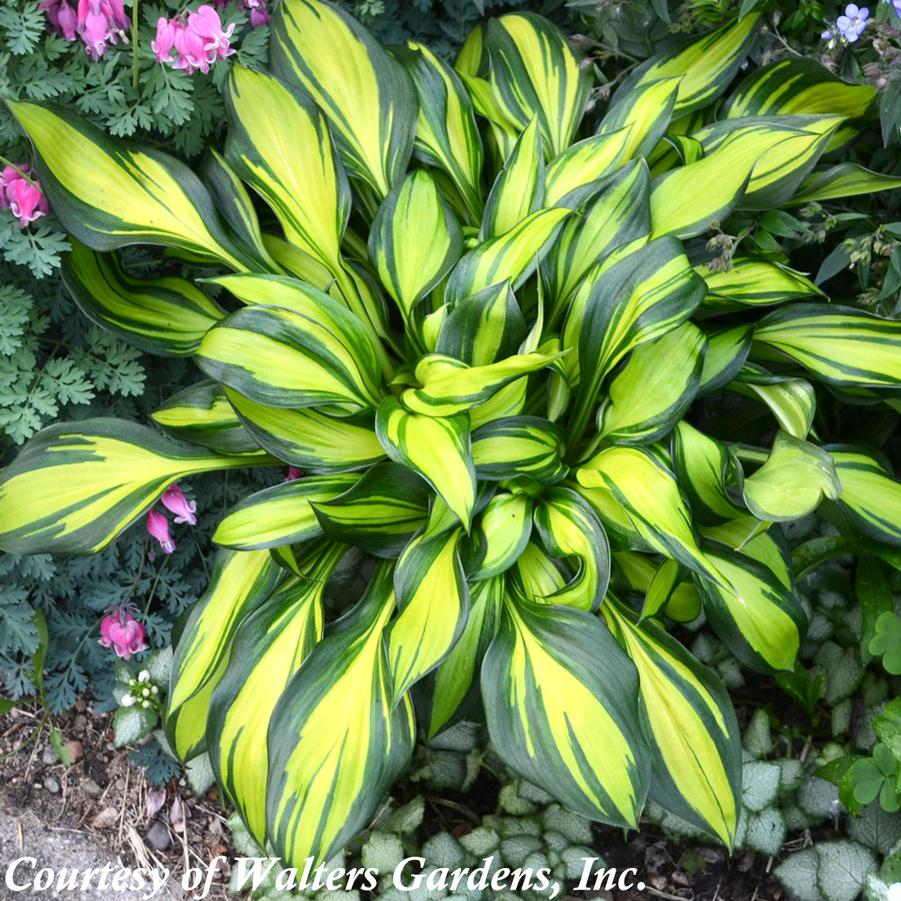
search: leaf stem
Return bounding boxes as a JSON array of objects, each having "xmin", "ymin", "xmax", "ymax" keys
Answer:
[
  {"xmin": 132, "ymin": 0, "xmax": 140, "ymax": 92},
  {"xmin": 734, "ymin": 444, "xmax": 769, "ymax": 464},
  {"xmin": 0, "ymin": 155, "xmax": 40, "ymax": 190}
]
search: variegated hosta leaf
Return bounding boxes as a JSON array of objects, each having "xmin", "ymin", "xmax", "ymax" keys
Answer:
[
  {"xmin": 612, "ymin": 551, "xmax": 702, "ymax": 624},
  {"xmin": 513, "ymin": 541, "xmax": 567, "ymax": 599},
  {"xmin": 533, "ymin": 487, "xmax": 610, "ymax": 610},
  {"xmin": 672, "ymin": 422, "xmax": 745, "ymax": 523},
  {"xmin": 369, "ymin": 170, "xmax": 462, "ymax": 323},
  {"xmin": 604, "ymin": 599, "xmax": 741, "ymax": 846},
  {"xmin": 208, "ymin": 545, "xmax": 344, "ymax": 842},
  {"xmin": 754, "ymin": 303, "xmax": 901, "ymax": 388},
  {"xmin": 543, "ymin": 129, "xmax": 632, "ymax": 208},
  {"xmin": 196, "ymin": 285, "xmax": 383, "ymax": 413},
  {"xmin": 455, "ymin": 22, "xmax": 484, "ymax": 75},
  {"xmin": 435, "ymin": 281, "xmax": 527, "ymax": 366},
  {"xmin": 597, "ymin": 322, "xmax": 706, "ymax": 445},
  {"xmin": 444, "ymin": 207, "xmax": 571, "ymax": 306},
  {"xmin": 469, "ymin": 377, "xmax": 529, "ymax": 429},
  {"xmin": 224, "ymin": 65, "xmax": 349, "ymax": 273},
  {"xmin": 312, "ymin": 462, "xmax": 429, "ymax": 557},
  {"xmin": 573, "ymin": 486, "xmax": 639, "ymax": 550},
  {"xmin": 649, "ymin": 125, "xmax": 810, "ymax": 239},
  {"xmin": 576, "ymin": 446, "xmax": 720, "ymax": 584},
  {"xmin": 699, "ymin": 257, "xmax": 822, "ymax": 309},
  {"xmin": 223, "ymin": 67, "xmax": 393, "ymax": 337},
  {"xmin": 266, "ymin": 565, "xmax": 415, "ymax": 868},
  {"xmin": 213, "ymin": 474, "xmax": 360, "ymax": 550},
  {"xmin": 8, "ymin": 101, "xmax": 248, "ymax": 269},
  {"xmin": 263, "ymin": 234, "xmax": 336, "ymax": 289},
  {"xmin": 471, "ymin": 416, "xmax": 567, "ymax": 484},
  {"xmin": 402, "ymin": 351, "xmax": 560, "ymax": 417},
  {"xmin": 398, "ymin": 42, "xmax": 484, "ymax": 222},
  {"xmin": 694, "ymin": 542, "xmax": 807, "ymax": 674},
  {"xmin": 167, "ymin": 550, "xmax": 283, "ymax": 760},
  {"xmin": 426, "ymin": 576, "xmax": 502, "ymax": 737},
  {"xmin": 61, "ymin": 240, "xmax": 223, "ymax": 357},
  {"xmin": 460, "ymin": 71, "xmax": 521, "ymax": 163},
  {"xmin": 698, "ymin": 326, "xmax": 753, "ymax": 394},
  {"xmin": 485, "ymin": 13, "xmax": 587, "ymax": 157},
  {"xmin": 728, "ymin": 365, "xmax": 816, "ymax": 439},
  {"xmin": 641, "ymin": 558, "xmax": 685, "ymax": 620},
  {"xmin": 547, "ymin": 159, "xmax": 650, "ymax": 311},
  {"xmin": 599, "ymin": 77, "xmax": 682, "ymax": 163},
  {"xmin": 725, "ymin": 57, "xmax": 875, "ymax": 150},
  {"xmin": 388, "ymin": 528, "xmax": 468, "ymax": 699},
  {"xmin": 481, "ymin": 118, "xmax": 544, "ymax": 239},
  {"xmin": 201, "ymin": 149, "xmax": 276, "ymax": 272},
  {"xmin": 570, "ymin": 237, "xmax": 705, "ymax": 439},
  {"xmin": 693, "ymin": 116, "xmax": 841, "ymax": 210},
  {"xmin": 664, "ymin": 589, "xmax": 705, "ymax": 627},
  {"xmin": 700, "ymin": 516, "xmax": 793, "ymax": 588},
  {"xmin": 614, "ymin": 14, "xmax": 759, "ymax": 116},
  {"xmin": 226, "ymin": 390, "xmax": 385, "ymax": 472},
  {"xmin": 270, "ymin": 0, "xmax": 416, "ymax": 198},
  {"xmin": 0, "ymin": 420, "xmax": 262, "ymax": 555},
  {"xmin": 788, "ymin": 163, "xmax": 901, "ymax": 205},
  {"xmin": 481, "ymin": 592, "xmax": 650, "ymax": 827},
  {"xmin": 152, "ymin": 382, "xmax": 259, "ymax": 456},
  {"xmin": 466, "ymin": 492, "xmax": 533, "ymax": 580},
  {"xmin": 376, "ymin": 396, "xmax": 476, "ymax": 529},
  {"xmin": 742, "ymin": 432, "xmax": 840, "ymax": 522},
  {"xmin": 828, "ymin": 447, "xmax": 901, "ymax": 546}
]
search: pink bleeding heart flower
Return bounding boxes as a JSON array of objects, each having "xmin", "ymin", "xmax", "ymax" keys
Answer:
[
  {"xmin": 146, "ymin": 509, "xmax": 176, "ymax": 555},
  {"xmin": 75, "ymin": 0, "xmax": 130, "ymax": 59},
  {"xmin": 101, "ymin": 0, "xmax": 128, "ymax": 32},
  {"xmin": 187, "ymin": 4, "xmax": 235, "ymax": 62},
  {"xmin": 206, "ymin": 0, "xmax": 267, "ymax": 25},
  {"xmin": 151, "ymin": 16, "xmax": 178, "ymax": 64},
  {"xmin": 160, "ymin": 484, "xmax": 197, "ymax": 526},
  {"xmin": 172, "ymin": 16, "xmax": 213, "ymax": 73},
  {"xmin": 58, "ymin": 0, "xmax": 78, "ymax": 38},
  {"xmin": 0, "ymin": 166, "xmax": 50, "ymax": 228},
  {"xmin": 99, "ymin": 609, "xmax": 148, "ymax": 660},
  {"xmin": 246, "ymin": 0, "xmax": 269, "ymax": 27},
  {"xmin": 285, "ymin": 467, "xmax": 303, "ymax": 481},
  {"xmin": 40, "ymin": 0, "xmax": 78, "ymax": 40}
]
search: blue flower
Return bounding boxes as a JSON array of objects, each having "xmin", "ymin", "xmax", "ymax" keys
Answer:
[{"xmin": 836, "ymin": 3, "xmax": 869, "ymax": 41}]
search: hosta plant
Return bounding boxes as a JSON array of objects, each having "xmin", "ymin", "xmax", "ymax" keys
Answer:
[{"xmin": 2, "ymin": 0, "xmax": 901, "ymax": 867}]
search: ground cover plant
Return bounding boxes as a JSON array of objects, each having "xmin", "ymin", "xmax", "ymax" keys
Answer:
[{"xmin": 0, "ymin": 0, "xmax": 900, "ymax": 887}]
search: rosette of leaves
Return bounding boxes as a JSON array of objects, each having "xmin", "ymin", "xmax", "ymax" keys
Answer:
[{"xmin": 1, "ymin": 0, "xmax": 901, "ymax": 870}]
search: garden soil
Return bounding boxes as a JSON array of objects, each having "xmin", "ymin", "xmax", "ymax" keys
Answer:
[{"xmin": 0, "ymin": 704, "xmax": 793, "ymax": 900}]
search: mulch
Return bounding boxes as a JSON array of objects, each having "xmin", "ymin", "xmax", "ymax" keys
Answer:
[{"xmin": 0, "ymin": 703, "xmax": 796, "ymax": 900}]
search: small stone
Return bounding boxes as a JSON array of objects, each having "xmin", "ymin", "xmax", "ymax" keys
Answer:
[
  {"xmin": 82, "ymin": 779, "xmax": 102, "ymax": 800},
  {"xmin": 41, "ymin": 746, "xmax": 56, "ymax": 765},
  {"xmin": 43, "ymin": 776, "xmax": 60, "ymax": 794},
  {"xmin": 74, "ymin": 698, "xmax": 87, "ymax": 713},
  {"xmin": 73, "ymin": 715, "xmax": 88, "ymax": 733},
  {"xmin": 91, "ymin": 806, "xmax": 119, "ymax": 830},
  {"xmin": 64, "ymin": 740, "xmax": 84, "ymax": 763},
  {"xmin": 145, "ymin": 820, "xmax": 172, "ymax": 851}
]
